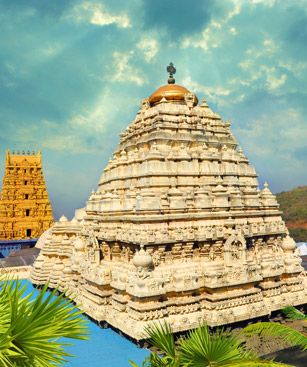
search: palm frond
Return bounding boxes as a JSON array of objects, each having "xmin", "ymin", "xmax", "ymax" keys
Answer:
[
  {"xmin": 146, "ymin": 352, "xmax": 178, "ymax": 367},
  {"xmin": 137, "ymin": 321, "xmax": 303, "ymax": 367},
  {"xmin": 218, "ymin": 359, "xmax": 293, "ymax": 366},
  {"xmin": 242, "ymin": 322, "xmax": 307, "ymax": 351},
  {"xmin": 0, "ymin": 279, "xmax": 89, "ymax": 366},
  {"xmin": 144, "ymin": 322, "xmax": 176, "ymax": 359},
  {"xmin": 178, "ymin": 324, "xmax": 256, "ymax": 367},
  {"xmin": 129, "ymin": 359, "xmax": 140, "ymax": 367},
  {"xmin": 130, "ymin": 352, "xmax": 178, "ymax": 367},
  {"xmin": 281, "ymin": 306, "xmax": 307, "ymax": 320}
]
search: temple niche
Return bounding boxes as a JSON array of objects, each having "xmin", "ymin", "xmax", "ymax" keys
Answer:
[
  {"xmin": 0, "ymin": 150, "xmax": 54, "ymax": 240},
  {"xmin": 31, "ymin": 64, "xmax": 306, "ymax": 340}
]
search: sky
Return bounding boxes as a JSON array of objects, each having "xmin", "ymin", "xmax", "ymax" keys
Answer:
[{"xmin": 0, "ymin": 0, "xmax": 306, "ymax": 220}]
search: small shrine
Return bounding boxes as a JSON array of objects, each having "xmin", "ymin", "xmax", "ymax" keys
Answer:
[
  {"xmin": 31, "ymin": 65, "xmax": 306, "ymax": 340},
  {"xmin": 0, "ymin": 150, "xmax": 54, "ymax": 239}
]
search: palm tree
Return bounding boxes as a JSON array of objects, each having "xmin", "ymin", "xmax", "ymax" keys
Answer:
[
  {"xmin": 241, "ymin": 307, "xmax": 307, "ymax": 354},
  {"xmin": 281, "ymin": 306, "xmax": 307, "ymax": 321},
  {"xmin": 130, "ymin": 322, "xmax": 304, "ymax": 367},
  {"xmin": 242, "ymin": 321, "xmax": 307, "ymax": 352},
  {"xmin": 0, "ymin": 279, "xmax": 88, "ymax": 367}
]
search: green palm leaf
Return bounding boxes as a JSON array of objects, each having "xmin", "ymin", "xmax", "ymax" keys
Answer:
[
  {"xmin": 144, "ymin": 322, "xmax": 176, "ymax": 359},
  {"xmin": 179, "ymin": 325, "xmax": 256, "ymax": 367},
  {"xmin": 218, "ymin": 360, "xmax": 293, "ymax": 366},
  {"xmin": 0, "ymin": 279, "xmax": 89, "ymax": 366},
  {"xmin": 133, "ymin": 322, "xmax": 295, "ymax": 367},
  {"xmin": 242, "ymin": 322, "xmax": 307, "ymax": 351},
  {"xmin": 281, "ymin": 306, "xmax": 307, "ymax": 320}
]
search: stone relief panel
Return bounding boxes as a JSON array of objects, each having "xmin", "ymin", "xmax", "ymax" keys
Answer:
[{"xmin": 224, "ymin": 234, "xmax": 246, "ymax": 266}]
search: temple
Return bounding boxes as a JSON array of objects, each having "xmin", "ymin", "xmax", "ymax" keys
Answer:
[
  {"xmin": 31, "ymin": 65, "xmax": 306, "ymax": 340},
  {"xmin": 0, "ymin": 150, "xmax": 54, "ymax": 240}
]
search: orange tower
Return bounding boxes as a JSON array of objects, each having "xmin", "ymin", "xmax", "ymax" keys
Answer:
[{"xmin": 0, "ymin": 150, "xmax": 54, "ymax": 239}]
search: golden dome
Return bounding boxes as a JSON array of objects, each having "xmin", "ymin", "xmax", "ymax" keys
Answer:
[{"xmin": 149, "ymin": 84, "xmax": 198, "ymax": 106}]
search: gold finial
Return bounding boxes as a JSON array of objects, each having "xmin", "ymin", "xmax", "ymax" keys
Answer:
[{"xmin": 167, "ymin": 62, "xmax": 176, "ymax": 84}]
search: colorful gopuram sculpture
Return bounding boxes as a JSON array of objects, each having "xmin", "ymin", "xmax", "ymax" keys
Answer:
[
  {"xmin": 31, "ymin": 64, "xmax": 306, "ymax": 340},
  {"xmin": 0, "ymin": 150, "xmax": 54, "ymax": 239}
]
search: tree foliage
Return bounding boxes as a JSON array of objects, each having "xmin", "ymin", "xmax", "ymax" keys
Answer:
[
  {"xmin": 130, "ymin": 322, "xmax": 298, "ymax": 367},
  {"xmin": 242, "ymin": 322, "xmax": 307, "ymax": 352},
  {"xmin": 0, "ymin": 280, "xmax": 88, "ymax": 366},
  {"xmin": 281, "ymin": 306, "xmax": 307, "ymax": 321},
  {"xmin": 276, "ymin": 185, "xmax": 307, "ymax": 241}
]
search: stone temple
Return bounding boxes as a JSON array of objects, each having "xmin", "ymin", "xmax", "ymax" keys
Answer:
[{"xmin": 31, "ymin": 65, "xmax": 307, "ymax": 340}]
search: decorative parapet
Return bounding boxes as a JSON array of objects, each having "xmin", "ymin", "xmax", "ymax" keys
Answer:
[{"xmin": 0, "ymin": 265, "xmax": 32, "ymax": 279}]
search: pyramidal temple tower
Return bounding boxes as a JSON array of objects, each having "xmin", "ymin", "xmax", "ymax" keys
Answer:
[
  {"xmin": 31, "ymin": 65, "xmax": 306, "ymax": 340},
  {"xmin": 0, "ymin": 150, "xmax": 54, "ymax": 240}
]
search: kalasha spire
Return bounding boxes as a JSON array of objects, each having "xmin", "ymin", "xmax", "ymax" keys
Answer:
[
  {"xmin": 167, "ymin": 62, "xmax": 176, "ymax": 84},
  {"xmin": 148, "ymin": 62, "xmax": 198, "ymax": 106}
]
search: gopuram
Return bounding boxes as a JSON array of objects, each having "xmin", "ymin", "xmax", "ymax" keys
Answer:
[
  {"xmin": 31, "ymin": 64, "xmax": 306, "ymax": 340},
  {"xmin": 0, "ymin": 150, "xmax": 53, "ymax": 240}
]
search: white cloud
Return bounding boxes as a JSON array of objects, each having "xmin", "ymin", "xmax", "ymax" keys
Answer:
[
  {"xmin": 238, "ymin": 40, "xmax": 288, "ymax": 93},
  {"xmin": 137, "ymin": 38, "xmax": 159, "ymax": 62},
  {"xmin": 112, "ymin": 51, "xmax": 145, "ymax": 86},
  {"xmin": 69, "ymin": 2, "xmax": 131, "ymax": 28},
  {"xmin": 182, "ymin": 76, "xmax": 232, "ymax": 106},
  {"xmin": 41, "ymin": 45, "xmax": 62, "ymax": 57},
  {"xmin": 68, "ymin": 90, "xmax": 114, "ymax": 133},
  {"xmin": 245, "ymin": 38, "xmax": 279, "ymax": 60},
  {"xmin": 238, "ymin": 39, "xmax": 280, "ymax": 87},
  {"xmin": 1, "ymin": 88, "xmax": 139, "ymax": 154},
  {"xmin": 183, "ymin": 77, "xmax": 247, "ymax": 107},
  {"xmin": 250, "ymin": 0, "xmax": 277, "ymax": 7},
  {"xmin": 229, "ymin": 27, "xmax": 238, "ymax": 35},
  {"xmin": 233, "ymin": 107, "xmax": 307, "ymax": 190},
  {"xmin": 181, "ymin": 1, "xmax": 240, "ymax": 51},
  {"xmin": 239, "ymin": 59, "xmax": 253, "ymax": 71},
  {"xmin": 67, "ymin": 88, "xmax": 137, "ymax": 133},
  {"xmin": 278, "ymin": 61, "xmax": 307, "ymax": 78},
  {"xmin": 37, "ymin": 43, "xmax": 65, "ymax": 61},
  {"xmin": 42, "ymin": 134, "xmax": 91, "ymax": 153},
  {"xmin": 228, "ymin": 1, "xmax": 241, "ymax": 19},
  {"xmin": 181, "ymin": 21, "xmax": 221, "ymax": 52},
  {"xmin": 266, "ymin": 71, "xmax": 287, "ymax": 90},
  {"xmin": 235, "ymin": 108, "xmax": 306, "ymax": 162}
]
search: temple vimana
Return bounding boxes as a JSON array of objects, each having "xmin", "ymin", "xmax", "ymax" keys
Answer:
[
  {"xmin": 0, "ymin": 150, "xmax": 53, "ymax": 239},
  {"xmin": 31, "ymin": 65, "xmax": 307, "ymax": 340}
]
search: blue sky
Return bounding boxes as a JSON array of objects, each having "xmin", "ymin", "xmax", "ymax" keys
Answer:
[{"xmin": 0, "ymin": 0, "xmax": 306, "ymax": 219}]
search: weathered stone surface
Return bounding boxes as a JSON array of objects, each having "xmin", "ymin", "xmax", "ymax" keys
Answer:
[{"xmin": 31, "ymin": 81, "xmax": 307, "ymax": 340}]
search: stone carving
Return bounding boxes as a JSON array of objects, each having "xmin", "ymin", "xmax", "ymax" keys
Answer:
[
  {"xmin": 31, "ymin": 73, "xmax": 307, "ymax": 341},
  {"xmin": 224, "ymin": 234, "xmax": 246, "ymax": 265}
]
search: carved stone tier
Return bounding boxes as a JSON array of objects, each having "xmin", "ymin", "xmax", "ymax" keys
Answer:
[{"xmin": 31, "ymin": 77, "xmax": 307, "ymax": 340}]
